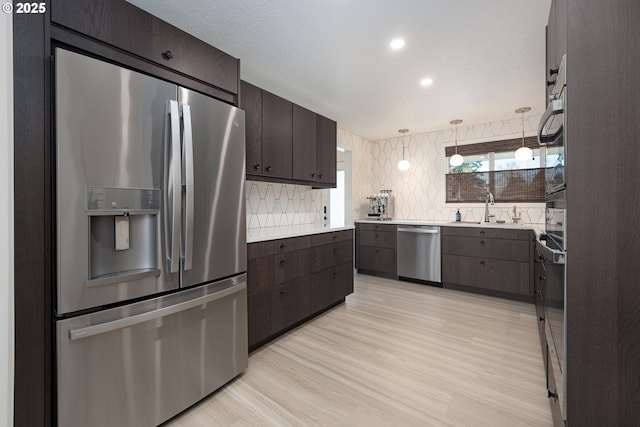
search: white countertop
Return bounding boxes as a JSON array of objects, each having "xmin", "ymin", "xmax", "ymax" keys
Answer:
[
  {"xmin": 355, "ymin": 219, "xmax": 544, "ymax": 237},
  {"xmin": 247, "ymin": 224, "xmax": 355, "ymax": 243}
]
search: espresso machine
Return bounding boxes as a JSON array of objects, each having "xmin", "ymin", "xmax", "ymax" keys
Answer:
[{"xmin": 367, "ymin": 190, "xmax": 394, "ymax": 220}]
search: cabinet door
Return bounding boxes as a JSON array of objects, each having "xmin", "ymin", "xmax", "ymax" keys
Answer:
[
  {"xmin": 545, "ymin": 0, "xmax": 557, "ymax": 101},
  {"xmin": 241, "ymin": 81, "xmax": 262, "ymax": 176},
  {"xmin": 51, "ymin": 0, "xmax": 239, "ymax": 95},
  {"xmin": 292, "ymin": 105, "xmax": 317, "ymax": 182},
  {"xmin": 262, "ymin": 91, "xmax": 292, "ymax": 179},
  {"xmin": 247, "ymin": 289, "xmax": 273, "ymax": 347},
  {"xmin": 272, "ymin": 277, "xmax": 312, "ymax": 331},
  {"xmin": 335, "ymin": 261, "xmax": 354, "ymax": 300},
  {"xmin": 315, "ymin": 114, "xmax": 337, "ymax": 187},
  {"xmin": 357, "ymin": 246, "xmax": 396, "ymax": 276}
]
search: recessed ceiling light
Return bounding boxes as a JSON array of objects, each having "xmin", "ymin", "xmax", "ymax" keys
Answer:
[
  {"xmin": 390, "ymin": 39, "xmax": 405, "ymax": 50},
  {"xmin": 420, "ymin": 78, "xmax": 433, "ymax": 87}
]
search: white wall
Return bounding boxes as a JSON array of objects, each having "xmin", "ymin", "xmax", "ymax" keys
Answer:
[{"xmin": 0, "ymin": 10, "xmax": 14, "ymax": 426}]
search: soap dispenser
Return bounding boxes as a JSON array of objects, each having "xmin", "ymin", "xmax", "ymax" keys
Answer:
[{"xmin": 455, "ymin": 209, "xmax": 461, "ymax": 222}]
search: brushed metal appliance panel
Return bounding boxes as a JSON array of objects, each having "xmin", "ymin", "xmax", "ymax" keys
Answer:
[
  {"xmin": 397, "ymin": 226, "xmax": 442, "ymax": 283},
  {"xmin": 56, "ymin": 275, "xmax": 248, "ymax": 427},
  {"xmin": 178, "ymin": 88, "xmax": 247, "ymax": 287},
  {"xmin": 55, "ymin": 48, "xmax": 179, "ymax": 314}
]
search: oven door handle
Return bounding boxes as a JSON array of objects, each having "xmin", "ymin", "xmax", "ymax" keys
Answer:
[
  {"xmin": 538, "ymin": 97, "xmax": 564, "ymax": 145},
  {"xmin": 536, "ymin": 239, "xmax": 565, "ymax": 264}
]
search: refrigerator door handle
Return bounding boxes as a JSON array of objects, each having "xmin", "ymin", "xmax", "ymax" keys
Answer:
[
  {"xmin": 68, "ymin": 282, "xmax": 246, "ymax": 341},
  {"xmin": 181, "ymin": 103, "xmax": 194, "ymax": 271},
  {"xmin": 165, "ymin": 100, "xmax": 182, "ymax": 273}
]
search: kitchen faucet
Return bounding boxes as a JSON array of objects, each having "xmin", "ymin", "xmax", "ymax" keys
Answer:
[
  {"xmin": 512, "ymin": 205, "xmax": 521, "ymax": 223},
  {"xmin": 484, "ymin": 189, "xmax": 495, "ymax": 223}
]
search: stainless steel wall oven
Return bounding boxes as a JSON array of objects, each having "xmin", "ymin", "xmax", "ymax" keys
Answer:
[{"xmin": 537, "ymin": 52, "xmax": 567, "ymax": 421}]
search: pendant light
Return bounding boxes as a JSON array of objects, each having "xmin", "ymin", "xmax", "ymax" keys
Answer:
[
  {"xmin": 515, "ymin": 107, "xmax": 533, "ymax": 160},
  {"xmin": 397, "ymin": 128, "xmax": 410, "ymax": 171},
  {"xmin": 449, "ymin": 119, "xmax": 464, "ymax": 167}
]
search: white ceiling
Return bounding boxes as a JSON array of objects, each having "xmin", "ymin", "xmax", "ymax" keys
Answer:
[{"xmin": 128, "ymin": 0, "xmax": 551, "ymax": 141}]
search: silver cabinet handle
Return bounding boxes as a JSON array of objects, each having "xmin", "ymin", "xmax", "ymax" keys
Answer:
[
  {"xmin": 181, "ymin": 103, "xmax": 194, "ymax": 271},
  {"xmin": 397, "ymin": 228, "xmax": 439, "ymax": 234},
  {"xmin": 165, "ymin": 100, "xmax": 181, "ymax": 273},
  {"xmin": 69, "ymin": 282, "xmax": 246, "ymax": 341}
]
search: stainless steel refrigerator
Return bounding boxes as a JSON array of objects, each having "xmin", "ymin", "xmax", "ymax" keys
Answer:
[{"xmin": 54, "ymin": 48, "xmax": 248, "ymax": 427}]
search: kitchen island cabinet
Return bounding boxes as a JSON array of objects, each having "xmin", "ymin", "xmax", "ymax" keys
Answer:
[{"xmin": 247, "ymin": 229, "xmax": 353, "ymax": 350}]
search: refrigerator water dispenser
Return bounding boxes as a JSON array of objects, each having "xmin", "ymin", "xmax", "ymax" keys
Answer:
[{"xmin": 86, "ymin": 187, "xmax": 161, "ymax": 287}]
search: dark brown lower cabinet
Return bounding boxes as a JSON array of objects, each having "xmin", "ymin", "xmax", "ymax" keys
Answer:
[
  {"xmin": 357, "ymin": 246, "xmax": 396, "ymax": 277},
  {"xmin": 248, "ymin": 230, "xmax": 353, "ymax": 350},
  {"xmin": 247, "ymin": 277, "xmax": 311, "ymax": 346},
  {"xmin": 441, "ymin": 227, "xmax": 533, "ymax": 300},
  {"xmin": 355, "ymin": 223, "xmax": 397, "ymax": 279},
  {"xmin": 311, "ymin": 261, "xmax": 354, "ymax": 313},
  {"xmin": 442, "ymin": 255, "xmax": 530, "ymax": 296}
]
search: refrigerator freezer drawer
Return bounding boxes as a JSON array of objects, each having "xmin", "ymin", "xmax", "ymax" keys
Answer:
[{"xmin": 56, "ymin": 275, "xmax": 248, "ymax": 427}]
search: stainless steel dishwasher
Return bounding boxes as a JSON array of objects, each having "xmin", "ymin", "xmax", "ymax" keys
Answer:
[{"xmin": 397, "ymin": 225, "xmax": 441, "ymax": 284}]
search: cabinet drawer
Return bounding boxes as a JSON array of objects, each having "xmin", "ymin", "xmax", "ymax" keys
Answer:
[
  {"xmin": 494, "ymin": 228, "xmax": 533, "ymax": 241},
  {"xmin": 247, "ymin": 248, "xmax": 310, "ymax": 294},
  {"xmin": 272, "ymin": 277, "xmax": 312, "ymax": 333},
  {"xmin": 357, "ymin": 223, "xmax": 396, "ymax": 232},
  {"xmin": 248, "ymin": 276, "xmax": 311, "ymax": 347},
  {"xmin": 442, "ymin": 236, "xmax": 530, "ymax": 262},
  {"xmin": 311, "ymin": 261, "xmax": 353, "ymax": 312},
  {"xmin": 248, "ymin": 235, "xmax": 311, "ymax": 259},
  {"xmin": 442, "ymin": 226, "xmax": 497, "ymax": 239},
  {"xmin": 442, "ymin": 255, "xmax": 530, "ymax": 296},
  {"xmin": 311, "ymin": 229, "xmax": 353, "ymax": 246},
  {"xmin": 357, "ymin": 246, "xmax": 396, "ymax": 275},
  {"xmin": 311, "ymin": 240, "xmax": 353, "ymax": 273},
  {"xmin": 51, "ymin": 0, "xmax": 239, "ymax": 95},
  {"xmin": 358, "ymin": 230, "xmax": 396, "ymax": 248}
]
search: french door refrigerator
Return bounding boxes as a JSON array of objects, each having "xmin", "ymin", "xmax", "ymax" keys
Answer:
[{"xmin": 54, "ymin": 48, "xmax": 248, "ymax": 427}]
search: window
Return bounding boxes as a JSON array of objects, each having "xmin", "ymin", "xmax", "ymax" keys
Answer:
[{"xmin": 445, "ymin": 136, "xmax": 546, "ymax": 203}]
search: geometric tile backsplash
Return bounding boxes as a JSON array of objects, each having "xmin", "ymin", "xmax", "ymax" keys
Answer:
[
  {"xmin": 245, "ymin": 181, "xmax": 325, "ymax": 229},
  {"xmin": 246, "ymin": 114, "xmax": 546, "ymax": 231}
]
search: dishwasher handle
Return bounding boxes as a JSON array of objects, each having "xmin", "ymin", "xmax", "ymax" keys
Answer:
[{"xmin": 397, "ymin": 227, "xmax": 439, "ymax": 234}]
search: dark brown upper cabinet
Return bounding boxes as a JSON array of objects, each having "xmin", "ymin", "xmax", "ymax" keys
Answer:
[
  {"xmin": 293, "ymin": 104, "xmax": 317, "ymax": 182},
  {"xmin": 315, "ymin": 115, "xmax": 337, "ymax": 188},
  {"xmin": 545, "ymin": 0, "xmax": 567, "ymax": 101},
  {"xmin": 241, "ymin": 80, "xmax": 337, "ymax": 188},
  {"xmin": 51, "ymin": 0, "xmax": 239, "ymax": 99},
  {"xmin": 241, "ymin": 81, "xmax": 263, "ymax": 176},
  {"xmin": 261, "ymin": 91, "xmax": 293, "ymax": 179}
]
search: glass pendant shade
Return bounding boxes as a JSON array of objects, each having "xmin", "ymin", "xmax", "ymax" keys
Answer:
[
  {"xmin": 515, "ymin": 107, "xmax": 532, "ymax": 160},
  {"xmin": 449, "ymin": 153, "xmax": 464, "ymax": 166},
  {"xmin": 515, "ymin": 145, "xmax": 533, "ymax": 160},
  {"xmin": 449, "ymin": 119, "xmax": 463, "ymax": 167},
  {"xmin": 397, "ymin": 159, "xmax": 410, "ymax": 170},
  {"xmin": 397, "ymin": 128, "xmax": 410, "ymax": 171}
]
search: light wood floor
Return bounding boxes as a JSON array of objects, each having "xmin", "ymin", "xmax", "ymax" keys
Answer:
[{"xmin": 165, "ymin": 274, "xmax": 553, "ymax": 427}]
